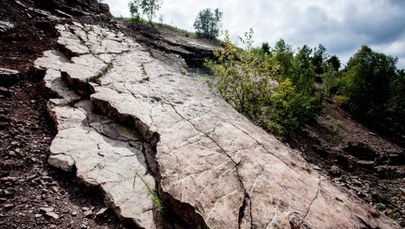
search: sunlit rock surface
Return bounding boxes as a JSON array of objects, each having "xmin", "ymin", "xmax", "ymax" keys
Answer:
[{"xmin": 34, "ymin": 22, "xmax": 400, "ymax": 228}]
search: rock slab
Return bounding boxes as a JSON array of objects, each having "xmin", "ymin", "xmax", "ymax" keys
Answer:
[{"xmin": 35, "ymin": 22, "xmax": 401, "ymax": 228}]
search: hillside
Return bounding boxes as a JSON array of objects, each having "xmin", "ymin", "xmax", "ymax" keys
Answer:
[{"xmin": 0, "ymin": 1, "xmax": 404, "ymax": 228}]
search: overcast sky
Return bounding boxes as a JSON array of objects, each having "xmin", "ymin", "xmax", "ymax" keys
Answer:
[{"xmin": 104, "ymin": 0, "xmax": 405, "ymax": 69}]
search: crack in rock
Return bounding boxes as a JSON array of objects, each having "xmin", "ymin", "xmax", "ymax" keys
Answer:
[
  {"xmin": 304, "ymin": 178, "xmax": 322, "ymax": 219},
  {"xmin": 162, "ymin": 96, "xmax": 252, "ymax": 228},
  {"xmin": 88, "ymin": 46, "xmax": 400, "ymax": 228},
  {"xmin": 37, "ymin": 23, "xmax": 166, "ymax": 229},
  {"xmin": 34, "ymin": 21, "xmax": 402, "ymax": 229}
]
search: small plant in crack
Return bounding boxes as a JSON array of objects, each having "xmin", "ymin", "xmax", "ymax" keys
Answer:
[{"xmin": 133, "ymin": 171, "xmax": 165, "ymax": 213}]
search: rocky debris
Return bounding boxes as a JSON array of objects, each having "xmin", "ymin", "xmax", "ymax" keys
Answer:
[
  {"xmin": 39, "ymin": 207, "xmax": 60, "ymax": 220},
  {"xmin": 343, "ymin": 141, "xmax": 378, "ymax": 160},
  {"xmin": 0, "ymin": 81, "xmax": 122, "ymax": 227},
  {"xmin": 127, "ymin": 23, "xmax": 218, "ymax": 68},
  {"xmin": 35, "ymin": 24, "xmax": 159, "ymax": 227},
  {"xmin": 4, "ymin": 203, "xmax": 15, "ymax": 210},
  {"xmin": 45, "ymin": 211, "xmax": 60, "ymax": 220},
  {"xmin": 0, "ymin": 21, "xmax": 15, "ymax": 34},
  {"xmin": 96, "ymin": 207, "xmax": 108, "ymax": 217},
  {"xmin": 0, "ymin": 0, "xmax": 125, "ymax": 228},
  {"xmin": 30, "ymin": 0, "xmax": 112, "ymax": 20},
  {"xmin": 0, "ymin": 87, "xmax": 12, "ymax": 98},
  {"xmin": 37, "ymin": 22, "xmax": 401, "ymax": 228},
  {"xmin": 289, "ymin": 103, "xmax": 405, "ymax": 226},
  {"xmin": 39, "ymin": 207, "xmax": 55, "ymax": 213},
  {"xmin": 48, "ymin": 99, "xmax": 158, "ymax": 228},
  {"xmin": 0, "ymin": 68, "xmax": 21, "ymax": 87},
  {"xmin": 83, "ymin": 209, "xmax": 93, "ymax": 218}
]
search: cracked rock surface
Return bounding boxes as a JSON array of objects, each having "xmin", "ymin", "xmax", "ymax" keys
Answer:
[{"xmin": 35, "ymin": 22, "xmax": 400, "ymax": 228}]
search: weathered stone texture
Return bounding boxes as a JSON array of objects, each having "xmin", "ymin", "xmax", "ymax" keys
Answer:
[{"xmin": 35, "ymin": 22, "xmax": 400, "ymax": 228}]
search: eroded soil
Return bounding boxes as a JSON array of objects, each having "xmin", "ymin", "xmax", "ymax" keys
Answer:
[{"xmin": 289, "ymin": 103, "xmax": 405, "ymax": 226}]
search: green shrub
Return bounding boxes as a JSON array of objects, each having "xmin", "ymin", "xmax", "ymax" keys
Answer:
[
  {"xmin": 333, "ymin": 95, "xmax": 348, "ymax": 107},
  {"xmin": 206, "ymin": 30, "xmax": 320, "ymax": 138},
  {"xmin": 265, "ymin": 79, "xmax": 321, "ymax": 137}
]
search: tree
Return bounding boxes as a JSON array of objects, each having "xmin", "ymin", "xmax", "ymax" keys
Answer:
[
  {"xmin": 128, "ymin": 0, "xmax": 162, "ymax": 23},
  {"xmin": 261, "ymin": 42, "xmax": 270, "ymax": 54},
  {"xmin": 340, "ymin": 45, "xmax": 397, "ymax": 119},
  {"xmin": 271, "ymin": 39, "xmax": 294, "ymax": 79},
  {"xmin": 312, "ymin": 44, "xmax": 327, "ymax": 74},
  {"xmin": 291, "ymin": 45, "xmax": 316, "ymax": 95},
  {"xmin": 129, "ymin": 0, "xmax": 141, "ymax": 21},
  {"xmin": 193, "ymin": 8, "xmax": 223, "ymax": 39},
  {"xmin": 327, "ymin": 55, "xmax": 341, "ymax": 71},
  {"xmin": 387, "ymin": 69, "xmax": 405, "ymax": 121},
  {"xmin": 206, "ymin": 30, "xmax": 320, "ymax": 138}
]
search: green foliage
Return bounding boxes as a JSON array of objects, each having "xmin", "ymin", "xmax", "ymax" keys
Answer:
[
  {"xmin": 387, "ymin": 69, "xmax": 405, "ymax": 121},
  {"xmin": 272, "ymin": 39, "xmax": 294, "ymax": 77},
  {"xmin": 133, "ymin": 172, "xmax": 165, "ymax": 213},
  {"xmin": 206, "ymin": 30, "xmax": 277, "ymax": 121},
  {"xmin": 327, "ymin": 55, "xmax": 341, "ymax": 71},
  {"xmin": 340, "ymin": 45, "xmax": 397, "ymax": 119},
  {"xmin": 320, "ymin": 65, "xmax": 341, "ymax": 98},
  {"xmin": 206, "ymin": 30, "xmax": 320, "ymax": 138},
  {"xmin": 261, "ymin": 42, "xmax": 270, "ymax": 54},
  {"xmin": 265, "ymin": 79, "xmax": 321, "ymax": 137},
  {"xmin": 312, "ymin": 44, "xmax": 327, "ymax": 74},
  {"xmin": 333, "ymin": 94, "xmax": 348, "ymax": 107},
  {"xmin": 193, "ymin": 8, "xmax": 223, "ymax": 39},
  {"xmin": 128, "ymin": 0, "xmax": 162, "ymax": 24},
  {"xmin": 128, "ymin": 0, "xmax": 141, "ymax": 21},
  {"xmin": 290, "ymin": 45, "xmax": 316, "ymax": 95}
]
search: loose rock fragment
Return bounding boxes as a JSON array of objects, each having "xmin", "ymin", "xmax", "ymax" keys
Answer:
[
  {"xmin": 0, "ymin": 68, "xmax": 20, "ymax": 87},
  {"xmin": 0, "ymin": 21, "xmax": 15, "ymax": 33},
  {"xmin": 48, "ymin": 154, "xmax": 75, "ymax": 172},
  {"xmin": 39, "ymin": 207, "xmax": 55, "ymax": 213},
  {"xmin": 83, "ymin": 209, "xmax": 93, "ymax": 218},
  {"xmin": 95, "ymin": 207, "xmax": 108, "ymax": 217},
  {"xmin": 45, "ymin": 211, "xmax": 60, "ymax": 220},
  {"xmin": 4, "ymin": 203, "xmax": 15, "ymax": 210}
]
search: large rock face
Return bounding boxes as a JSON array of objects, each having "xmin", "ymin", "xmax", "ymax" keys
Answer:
[{"xmin": 34, "ymin": 22, "xmax": 400, "ymax": 228}]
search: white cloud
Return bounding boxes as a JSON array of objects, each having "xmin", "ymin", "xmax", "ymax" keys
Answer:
[{"xmin": 104, "ymin": 0, "xmax": 405, "ymax": 69}]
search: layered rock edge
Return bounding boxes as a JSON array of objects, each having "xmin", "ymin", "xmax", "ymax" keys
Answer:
[{"xmin": 33, "ymin": 22, "xmax": 400, "ymax": 228}]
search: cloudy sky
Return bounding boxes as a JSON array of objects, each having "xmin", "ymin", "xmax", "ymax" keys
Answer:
[{"xmin": 104, "ymin": 0, "xmax": 405, "ymax": 69}]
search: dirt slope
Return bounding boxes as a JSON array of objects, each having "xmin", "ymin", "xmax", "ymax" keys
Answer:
[
  {"xmin": 0, "ymin": 0, "xmax": 123, "ymax": 228},
  {"xmin": 289, "ymin": 103, "xmax": 405, "ymax": 226}
]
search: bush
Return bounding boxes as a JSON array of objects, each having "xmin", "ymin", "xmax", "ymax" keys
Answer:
[
  {"xmin": 333, "ymin": 95, "xmax": 348, "ymax": 107},
  {"xmin": 206, "ymin": 30, "xmax": 276, "ymax": 122},
  {"xmin": 206, "ymin": 30, "xmax": 320, "ymax": 138},
  {"xmin": 265, "ymin": 79, "xmax": 321, "ymax": 137}
]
